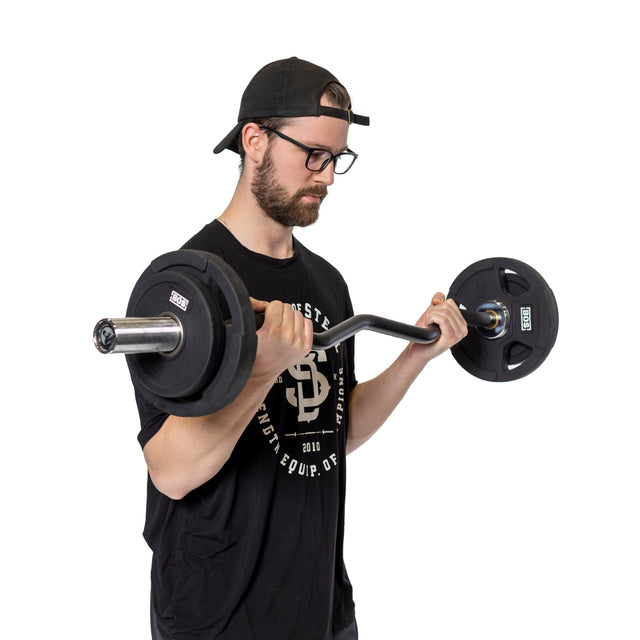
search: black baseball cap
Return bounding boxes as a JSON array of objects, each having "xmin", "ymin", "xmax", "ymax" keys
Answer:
[{"xmin": 213, "ymin": 57, "xmax": 370, "ymax": 154}]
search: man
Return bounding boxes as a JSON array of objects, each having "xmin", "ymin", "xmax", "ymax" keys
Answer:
[{"xmin": 135, "ymin": 57, "xmax": 467, "ymax": 639}]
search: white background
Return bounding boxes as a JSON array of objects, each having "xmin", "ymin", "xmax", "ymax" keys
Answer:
[{"xmin": 2, "ymin": 1, "xmax": 639, "ymax": 638}]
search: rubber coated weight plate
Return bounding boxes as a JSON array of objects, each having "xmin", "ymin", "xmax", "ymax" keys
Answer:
[
  {"xmin": 126, "ymin": 270, "xmax": 224, "ymax": 399},
  {"xmin": 447, "ymin": 257, "xmax": 559, "ymax": 381},
  {"xmin": 126, "ymin": 250, "xmax": 257, "ymax": 417}
]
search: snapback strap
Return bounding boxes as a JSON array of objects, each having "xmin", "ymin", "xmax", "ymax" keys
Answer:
[{"xmin": 319, "ymin": 106, "xmax": 370, "ymax": 126}]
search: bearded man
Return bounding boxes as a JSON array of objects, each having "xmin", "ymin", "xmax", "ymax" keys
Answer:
[{"xmin": 135, "ymin": 57, "xmax": 467, "ymax": 640}]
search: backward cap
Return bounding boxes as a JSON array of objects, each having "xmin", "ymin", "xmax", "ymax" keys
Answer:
[
  {"xmin": 214, "ymin": 57, "xmax": 369, "ymax": 154},
  {"xmin": 242, "ymin": 58, "xmax": 339, "ymax": 119}
]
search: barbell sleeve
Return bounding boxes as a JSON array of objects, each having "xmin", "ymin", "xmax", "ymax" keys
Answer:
[
  {"xmin": 94, "ymin": 316, "xmax": 183, "ymax": 355},
  {"xmin": 94, "ymin": 307, "xmax": 497, "ymax": 356}
]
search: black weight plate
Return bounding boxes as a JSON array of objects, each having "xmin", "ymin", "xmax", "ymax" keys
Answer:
[
  {"xmin": 126, "ymin": 270, "xmax": 224, "ymax": 399},
  {"xmin": 447, "ymin": 257, "xmax": 559, "ymax": 382},
  {"xmin": 126, "ymin": 250, "xmax": 257, "ymax": 417}
]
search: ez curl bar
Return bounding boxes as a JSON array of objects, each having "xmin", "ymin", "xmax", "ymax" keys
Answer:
[
  {"xmin": 94, "ymin": 250, "xmax": 558, "ymax": 417},
  {"xmin": 94, "ymin": 305, "xmax": 502, "ymax": 355}
]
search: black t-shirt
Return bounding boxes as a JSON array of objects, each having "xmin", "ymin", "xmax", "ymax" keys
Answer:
[{"xmin": 136, "ymin": 221, "xmax": 358, "ymax": 639}]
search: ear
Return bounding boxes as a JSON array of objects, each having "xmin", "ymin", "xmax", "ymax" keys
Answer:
[{"xmin": 241, "ymin": 122, "xmax": 267, "ymax": 164}]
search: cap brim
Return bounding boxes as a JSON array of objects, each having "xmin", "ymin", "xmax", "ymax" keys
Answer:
[{"xmin": 213, "ymin": 122, "xmax": 243, "ymax": 154}]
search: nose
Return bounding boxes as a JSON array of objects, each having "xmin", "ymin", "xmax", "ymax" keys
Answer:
[{"xmin": 313, "ymin": 162, "xmax": 335, "ymax": 186}]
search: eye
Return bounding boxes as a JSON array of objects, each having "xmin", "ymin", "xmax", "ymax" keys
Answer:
[{"xmin": 307, "ymin": 149, "xmax": 333, "ymax": 170}]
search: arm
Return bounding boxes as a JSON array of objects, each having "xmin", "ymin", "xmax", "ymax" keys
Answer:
[
  {"xmin": 143, "ymin": 299, "xmax": 313, "ymax": 500},
  {"xmin": 346, "ymin": 293, "xmax": 467, "ymax": 454}
]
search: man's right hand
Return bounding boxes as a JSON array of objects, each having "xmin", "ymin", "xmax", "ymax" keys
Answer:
[{"xmin": 250, "ymin": 297, "xmax": 314, "ymax": 384}]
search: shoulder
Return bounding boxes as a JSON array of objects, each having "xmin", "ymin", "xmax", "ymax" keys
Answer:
[{"xmin": 181, "ymin": 221, "xmax": 224, "ymax": 252}]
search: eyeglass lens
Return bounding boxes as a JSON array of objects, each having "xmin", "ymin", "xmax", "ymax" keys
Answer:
[{"xmin": 306, "ymin": 150, "xmax": 355, "ymax": 174}]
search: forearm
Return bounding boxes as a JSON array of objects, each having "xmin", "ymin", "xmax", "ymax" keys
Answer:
[
  {"xmin": 143, "ymin": 298, "xmax": 314, "ymax": 500},
  {"xmin": 346, "ymin": 295, "xmax": 468, "ymax": 454},
  {"xmin": 347, "ymin": 345, "xmax": 426, "ymax": 454},
  {"xmin": 143, "ymin": 374, "xmax": 275, "ymax": 500}
]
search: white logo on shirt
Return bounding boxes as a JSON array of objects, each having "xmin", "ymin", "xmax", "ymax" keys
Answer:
[
  {"xmin": 286, "ymin": 351, "xmax": 330, "ymax": 422},
  {"xmin": 255, "ymin": 302, "xmax": 346, "ymax": 480}
]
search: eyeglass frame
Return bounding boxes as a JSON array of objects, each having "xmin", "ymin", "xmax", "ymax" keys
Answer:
[{"xmin": 259, "ymin": 126, "xmax": 358, "ymax": 175}]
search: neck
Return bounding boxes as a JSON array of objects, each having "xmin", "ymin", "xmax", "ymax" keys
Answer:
[{"xmin": 218, "ymin": 182, "xmax": 295, "ymax": 260}]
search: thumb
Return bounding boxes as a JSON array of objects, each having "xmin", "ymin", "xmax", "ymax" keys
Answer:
[{"xmin": 250, "ymin": 297, "xmax": 268, "ymax": 313}]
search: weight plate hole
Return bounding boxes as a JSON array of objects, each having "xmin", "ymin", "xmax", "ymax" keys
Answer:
[
  {"xmin": 501, "ymin": 268, "xmax": 530, "ymax": 297},
  {"xmin": 506, "ymin": 341, "xmax": 533, "ymax": 367}
]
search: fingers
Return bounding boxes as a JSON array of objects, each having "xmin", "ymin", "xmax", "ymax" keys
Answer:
[
  {"xmin": 261, "ymin": 300, "xmax": 297, "ymax": 335},
  {"xmin": 290, "ymin": 302, "xmax": 314, "ymax": 351},
  {"xmin": 253, "ymin": 300, "xmax": 313, "ymax": 380},
  {"xmin": 303, "ymin": 313, "xmax": 314, "ymax": 350},
  {"xmin": 424, "ymin": 294, "xmax": 468, "ymax": 345}
]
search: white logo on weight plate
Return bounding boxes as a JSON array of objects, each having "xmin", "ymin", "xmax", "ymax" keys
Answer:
[
  {"xmin": 520, "ymin": 306, "xmax": 533, "ymax": 332},
  {"xmin": 169, "ymin": 290, "xmax": 189, "ymax": 312}
]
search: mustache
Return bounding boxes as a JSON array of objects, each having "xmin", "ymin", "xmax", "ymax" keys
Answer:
[{"xmin": 297, "ymin": 186, "xmax": 328, "ymax": 200}]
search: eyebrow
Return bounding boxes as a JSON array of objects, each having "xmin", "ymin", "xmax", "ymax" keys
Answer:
[{"xmin": 305, "ymin": 140, "xmax": 349, "ymax": 154}]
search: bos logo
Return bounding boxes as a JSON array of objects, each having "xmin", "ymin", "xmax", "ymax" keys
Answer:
[
  {"xmin": 520, "ymin": 306, "xmax": 533, "ymax": 332},
  {"xmin": 169, "ymin": 290, "xmax": 189, "ymax": 312}
]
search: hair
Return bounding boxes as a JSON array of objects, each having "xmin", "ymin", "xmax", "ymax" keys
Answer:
[
  {"xmin": 237, "ymin": 82, "xmax": 352, "ymax": 171},
  {"xmin": 323, "ymin": 82, "xmax": 351, "ymax": 111}
]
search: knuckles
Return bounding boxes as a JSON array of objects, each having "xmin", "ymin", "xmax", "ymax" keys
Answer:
[
  {"xmin": 424, "ymin": 296, "xmax": 468, "ymax": 345},
  {"xmin": 258, "ymin": 301, "xmax": 311, "ymax": 355}
]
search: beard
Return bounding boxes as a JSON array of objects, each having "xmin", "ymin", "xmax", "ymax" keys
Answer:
[{"xmin": 251, "ymin": 149, "xmax": 327, "ymax": 228}]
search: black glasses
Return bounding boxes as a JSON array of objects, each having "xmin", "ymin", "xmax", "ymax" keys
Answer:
[{"xmin": 260, "ymin": 126, "xmax": 358, "ymax": 175}]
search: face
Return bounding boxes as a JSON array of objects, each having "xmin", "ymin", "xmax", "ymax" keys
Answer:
[{"xmin": 250, "ymin": 107, "xmax": 350, "ymax": 228}]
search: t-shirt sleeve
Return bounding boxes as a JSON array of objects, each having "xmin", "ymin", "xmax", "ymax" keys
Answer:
[
  {"xmin": 135, "ymin": 388, "xmax": 169, "ymax": 449},
  {"xmin": 344, "ymin": 286, "xmax": 358, "ymax": 392}
]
